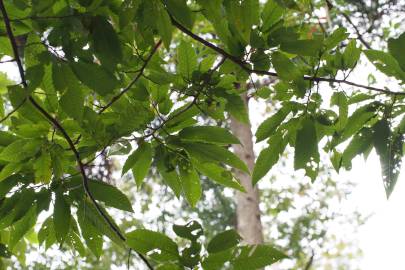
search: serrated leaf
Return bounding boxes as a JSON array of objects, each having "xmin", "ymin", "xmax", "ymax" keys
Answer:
[
  {"xmin": 33, "ymin": 151, "xmax": 52, "ymax": 184},
  {"xmin": 192, "ymin": 160, "xmax": 245, "ymax": 192},
  {"xmin": 373, "ymin": 120, "xmax": 403, "ymax": 197},
  {"xmin": 153, "ymin": 0, "xmax": 172, "ymax": 48},
  {"xmin": 336, "ymin": 104, "xmax": 376, "ymax": 145},
  {"xmin": 181, "ymin": 142, "xmax": 249, "ymax": 173},
  {"xmin": 60, "ymin": 86, "xmax": 84, "ymax": 121},
  {"xmin": 294, "ymin": 117, "xmax": 319, "ymax": 181},
  {"xmin": 252, "ymin": 133, "xmax": 287, "ymax": 185},
  {"xmin": 70, "ymin": 61, "xmax": 119, "ymax": 96},
  {"xmin": 54, "ymin": 190, "xmax": 70, "ymax": 244},
  {"xmin": 364, "ymin": 50, "xmax": 405, "ymax": 82},
  {"xmin": 9, "ymin": 204, "xmax": 37, "ymax": 249},
  {"xmin": 173, "ymin": 220, "xmax": 203, "ymax": 241},
  {"xmin": 77, "ymin": 205, "xmax": 103, "ymax": 257},
  {"xmin": 164, "ymin": 0, "xmax": 193, "ymax": 29},
  {"xmin": 178, "ymin": 161, "xmax": 201, "ymax": 207},
  {"xmin": 341, "ymin": 128, "xmax": 373, "ymax": 169},
  {"xmin": 156, "ymin": 146, "xmax": 182, "ymax": 197},
  {"xmin": 343, "ymin": 39, "xmax": 360, "ymax": 69},
  {"xmin": 126, "ymin": 229, "xmax": 179, "ymax": 262},
  {"xmin": 207, "ymin": 230, "xmax": 241, "ymax": 253},
  {"xmin": 122, "ymin": 142, "xmax": 153, "ymax": 187},
  {"xmin": 177, "ymin": 41, "xmax": 197, "ymax": 80},
  {"xmin": 325, "ymin": 27, "xmax": 349, "ymax": 50},
  {"xmin": 255, "ymin": 108, "xmax": 290, "ymax": 142},
  {"xmin": 271, "ymin": 52, "xmax": 303, "ymax": 83},
  {"xmin": 91, "ymin": 16, "xmax": 122, "ymax": 67},
  {"xmin": 232, "ymin": 245, "xmax": 287, "ymax": 270},
  {"xmin": 262, "ymin": 0, "xmax": 284, "ymax": 32},
  {"xmin": 179, "ymin": 126, "xmax": 240, "ymax": 145},
  {"xmin": 280, "ymin": 39, "xmax": 322, "ymax": 57},
  {"xmin": 330, "ymin": 91, "xmax": 348, "ymax": 131},
  {"xmin": 78, "ymin": 199, "xmax": 124, "ymax": 246},
  {"xmin": 0, "ymin": 162, "xmax": 22, "ymax": 182},
  {"xmin": 388, "ymin": 32, "xmax": 405, "ymax": 71},
  {"xmin": 0, "ymin": 140, "xmax": 38, "ymax": 162},
  {"xmin": 88, "ymin": 180, "xmax": 133, "ymax": 212}
]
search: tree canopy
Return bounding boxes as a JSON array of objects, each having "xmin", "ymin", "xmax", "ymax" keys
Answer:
[{"xmin": 0, "ymin": 0, "xmax": 404, "ymax": 269}]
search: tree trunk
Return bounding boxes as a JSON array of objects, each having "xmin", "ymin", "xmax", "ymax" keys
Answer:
[{"xmin": 230, "ymin": 93, "xmax": 264, "ymax": 244}]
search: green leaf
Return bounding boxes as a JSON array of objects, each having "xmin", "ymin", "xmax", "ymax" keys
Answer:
[
  {"xmin": 91, "ymin": 16, "xmax": 123, "ymax": 67},
  {"xmin": 156, "ymin": 147, "xmax": 182, "ymax": 197},
  {"xmin": 343, "ymin": 39, "xmax": 361, "ymax": 69},
  {"xmin": 330, "ymin": 92, "xmax": 348, "ymax": 131},
  {"xmin": 207, "ymin": 229, "xmax": 241, "ymax": 254},
  {"xmin": 0, "ymin": 139, "xmax": 39, "ymax": 162},
  {"xmin": 88, "ymin": 180, "xmax": 133, "ymax": 212},
  {"xmin": 0, "ymin": 162, "xmax": 22, "ymax": 182},
  {"xmin": 173, "ymin": 220, "xmax": 203, "ymax": 241},
  {"xmin": 336, "ymin": 104, "xmax": 376, "ymax": 145},
  {"xmin": 191, "ymin": 161, "xmax": 245, "ymax": 192},
  {"xmin": 325, "ymin": 27, "xmax": 349, "ymax": 50},
  {"xmin": 77, "ymin": 206, "xmax": 103, "ymax": 257},
  {"xmin": 9, "ymin": 204, "xmax": 37, "ymax": 249},
  {"xmin": 250, "ymin": 49, "xmax": 270, "ymax": 70},
  {"xmin": 60, "ymin": 86, "xmax": 84, "ymax": 121},
  {"xmin": 126, "ymin": 229, "xmax": 179, "ymax": 262},
  {"xmin": 181, "ymin": 142, "xmax": 249, "ymax": 173},
  {"xmin": 262, "ymin": 0, "xmax": 284, "ymax": 32},
  {"xmin": 54, "ymin": 190, "xmax": 71, "ymax": 244},
  {"xmin": 154, "ymin": 1, "xmax": 173, "ymax": 48},
  {"xmin": 294, "ymin": 117, "xmax": 319, "ymax": 181},
  {"xmin": 178, "ymin": 161, "xmax": 201, "ymax": 207},
  {"xmin": 122, "ymin": 142, "xmax": 153, "ymax": 187},
  {"xmin": 70, "ymin": 61, "xmax": 119, "ymax": 96},
  {"xmin": 78, "ymin": 199, "xmax": 124, "ymax": 246},
  {"xmin": 280, "ymin": 39, "xmax": 322, "ymax": 57},
  {"xmin": 0, "ymin": 175, "xmax": 18, "ymax": 198},
  {"xmin": 271, "ymin": 52, "xmax": 303, "ymax": 82},
  {"xmin": 388, "ymin": 32, "xmax": 405, "ymax": 71},
  {"xmin": 179, "ymin": 126, "xmax": 240, "ymax": 145},
  {"xmin": 252, "ymin": 132, "xmax": 287, "ymax": 185},
  {"xmin": 33, "ymin": 151, "xmax": 52, "ymax": 184},
  {"xmin": 364, "ymin": 50, "xmax": 405, "ymax": 82},
  {"xmin": 232, "ymin": 245, "xmax": 287, "ymax": 270},
  {"xmin": 341, "ymin": 128, "xmax": 373, "ymax": 170},
  {"xmin": 255, "ymin": 108, "xmax": 290, "ymax": 142},
  {"xmin": 373, "ymin": 120, "xmax": 403, "ymax": 198},
  {"xmin": 164, "ymin": 0, "xmax": 193, "ymax": 29},
  {"xmin": 202, "ymin": 249, "xmax": 234, "ymax": 270},
  {"xmin": 177, "ymin": 41, "xmax": 198, "ymax": 80}
]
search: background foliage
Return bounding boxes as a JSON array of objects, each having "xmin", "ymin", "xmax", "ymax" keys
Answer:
[{"xmin": 0, "ymin": 0, "xmax": 404, "ymax": 269}]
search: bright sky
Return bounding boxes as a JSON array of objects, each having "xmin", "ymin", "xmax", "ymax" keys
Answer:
[{"xmin": 348, "ymin": 155, "xmax": 405, "ymax": 270}]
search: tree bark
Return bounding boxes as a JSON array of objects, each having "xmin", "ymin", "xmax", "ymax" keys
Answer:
[{"xmin": 230, "ymin": 93, "xmax": 264, "ymax": 244}]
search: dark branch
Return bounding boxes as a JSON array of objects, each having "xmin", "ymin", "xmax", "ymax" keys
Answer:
[
  {"xmin": 170, "ymin": 17, "xmax": 404, "ymax": 96},
  {"xmin": 0, "ymin": 98, "xmax": 26, "ymax": 124},
  {"xmin": 0, "ymin": 1, "xmax": 153, "ymax": 269},
  {"xmin": 0, "ymin": 58, "xmax": 15, "ymax": 64}
]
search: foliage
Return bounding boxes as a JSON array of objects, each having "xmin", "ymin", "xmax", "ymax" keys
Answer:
[{"xmin": 0, "ymin": 0, "xmax": 404, "ymax": 269}]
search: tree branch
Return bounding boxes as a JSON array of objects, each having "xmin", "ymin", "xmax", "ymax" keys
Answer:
[
  {"xmin": 0, "ymin": 98, "xmax": 26, "ymax": 124},
  {"xmin": 0, "ymin": 2, "xmax": 153, "ymax": 269},
  {"xmin": 99, "ymin": 40, "xmax": 162, "ymax": 113},
  {"xmin": 170, "ymin": 17, "xmax": 404, "ymax": 96}
]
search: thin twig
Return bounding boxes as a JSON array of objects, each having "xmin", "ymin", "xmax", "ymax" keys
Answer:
[
  {"xmin": 170, "ymin": 16, "xmax": 403, "ymax": 96},
  {"xmin": 0, "ymin": 98, "xmax": 26, "ymax": 124},
  {"xmin": 99, "ymin": 40, "xmax": 162, "ymax": 113},
  {"xmin": 325, "ymin": 0, "xmax": 372, "ymax": 50}
]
